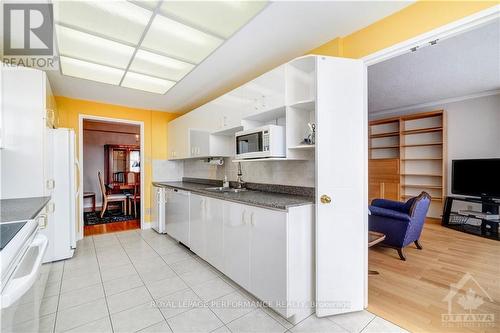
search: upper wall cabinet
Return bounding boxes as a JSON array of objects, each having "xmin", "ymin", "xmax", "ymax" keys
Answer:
[{"xmin": 167, "ymin": 56, "xmax": 317, "ymax": 161}]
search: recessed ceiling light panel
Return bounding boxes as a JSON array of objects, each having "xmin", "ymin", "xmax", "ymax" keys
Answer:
[
  {"xmin": 141, "ymin": 15, "xmax": 223, "ymax": 63},
  {"xmin": 121, "ymin": 71, "xmax": 176, "ymax": 94},
  {"xmin": 56, "ymin": 25, "xmax": 135, "ymax": 69},
  {"xmin": 54, "ymin": 0, "xmax": 152, "ymax": 44},
  {"xmin": 60, "ymin": 56, "xmax": 125, "ymax": 85},
  {"xmin": 130, "ymin": 49, "xmax": 195, "ymax": 81},
  {"xmin": 160, "ymin": 1, "xmax": 267, "ymax": 38},
  {"xmin": 55, "ymin": 0, "xmax": 268, "ymax": 95}
]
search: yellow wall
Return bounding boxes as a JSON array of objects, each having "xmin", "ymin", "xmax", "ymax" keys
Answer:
[
  {"xmin": 310, "ymin": 1, "xmax": 498, "ymax": 58},
  {"xmin": 55, "ymin": 96, "xmax": 178, "ymax": 224}
]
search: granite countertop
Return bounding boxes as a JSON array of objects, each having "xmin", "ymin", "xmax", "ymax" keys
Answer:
[
  {"xmin": 153, "ymin": 181, "xmax": 314, "ymax": 211},
  {"xmin": 0, "ymin": 196, "xmax": 51, "ymax": 223}
]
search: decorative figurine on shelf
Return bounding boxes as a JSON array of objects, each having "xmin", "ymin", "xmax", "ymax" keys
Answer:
[{"xmin": 301, "ymin": 123, "xmax": 316, "ymax": 145}]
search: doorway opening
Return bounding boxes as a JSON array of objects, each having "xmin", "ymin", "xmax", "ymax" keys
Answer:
[
  {"xmin": 365, "ymin": 14, "xmax": 499, "ymax": 333},
  {"xmin": 81, "ymin": 118, "xmax": 143, "ymax": 236}
]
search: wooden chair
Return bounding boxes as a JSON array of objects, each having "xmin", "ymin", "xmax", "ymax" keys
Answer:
[
  {"xmin": 98, "ymin": 171, "xmax": 127, "ymax": 218},
  {"xmin": 128, "ymin": 183, "xmax": 140, "ymax": 218}
]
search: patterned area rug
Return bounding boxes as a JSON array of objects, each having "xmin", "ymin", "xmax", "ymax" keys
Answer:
[{"xmin": 84, "ymin": 210, "xmax": 137, "ymax": 226}]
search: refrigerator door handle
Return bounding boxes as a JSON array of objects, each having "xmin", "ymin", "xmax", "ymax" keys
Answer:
[{"xmin": 74, "ymin": 159, "xmax": 81, "ymax": 196}]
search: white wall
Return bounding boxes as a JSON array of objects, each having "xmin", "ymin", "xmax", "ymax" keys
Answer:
[
  {"xmin": 371, "ymin": 93, "xmax": 500, "ymax": 196},
  {"xmin": 83, "ymin": 130, "xmax": 139, "ymax": 207}
]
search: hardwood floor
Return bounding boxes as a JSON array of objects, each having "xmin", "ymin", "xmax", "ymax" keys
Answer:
[
  {"xmin": 368, "ymin": 223, "xmax": 499, "ymax": 333},
  {"xmin": 83, "ymin": 220, "xmax": 140, "ymax": 236}
]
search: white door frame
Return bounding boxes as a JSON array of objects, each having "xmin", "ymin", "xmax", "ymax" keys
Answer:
[
  {"xmin": 78, "ymin": 114, "xmax": 145, "ymax": 239},
  {"xmin": 359, "ymin": 4, "xmax": 499, "ymax": 307}
]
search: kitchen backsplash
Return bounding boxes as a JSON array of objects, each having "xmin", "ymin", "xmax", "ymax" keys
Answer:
[{"xmin": 182, "ymin": 157, "xmax": 315, "ymax": 187}]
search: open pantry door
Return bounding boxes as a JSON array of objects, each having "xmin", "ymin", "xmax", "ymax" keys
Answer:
[{"xmin": 315, "ymin": 56, "xmax": 367, "ymax": 317}]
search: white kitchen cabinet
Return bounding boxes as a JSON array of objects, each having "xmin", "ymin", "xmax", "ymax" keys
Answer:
[
  {"xmin": 222, "ymin": 201, "xmax": 251, "ymax": 290},
  {"xmin": 205, "ymin": 197, "xmax": 225, "ymax": 271},
  {"xmin": 167, "ymin": 117, "xmax": 189, "ymax": 160},
  {"xmin": 180, "ymin": 188, "xmax": 314, "ymax": 323},
  {"xmin": 167, "ymin": 121, "xmax": 178, "ymax": 159},
  {"xmin": 189, "ymin": 195, "xmax": 225, "ymax": 270},
  {"xmin": 189, "ymin": 194, "xmax": 206, "ymax": 257},
  {"xmin": 189, "ymin": 129, "xmax": 210, "ymax": 157},
  {"xmin": 248, "ymin": 206, "xmax": 287, "ymax": 315},
  {"xmin": 222, "ymin": 200, "xmax": 313, "ymax": 322},
  {"xmin": 1, "ymin": 67, "xmax": 55, "ymax": 199}
]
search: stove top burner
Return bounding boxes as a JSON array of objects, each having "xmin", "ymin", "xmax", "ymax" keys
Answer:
[{"xmin": 0, "ymin": 222, "xmax": 27, "ymax": 250}]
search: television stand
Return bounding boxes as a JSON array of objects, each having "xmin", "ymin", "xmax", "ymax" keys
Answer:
[{"xmin": 442, "ymin": 196, "xmax": 500, "ymax": 241}]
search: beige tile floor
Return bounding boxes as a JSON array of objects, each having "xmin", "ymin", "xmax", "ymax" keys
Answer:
[{"xmin": 35, "ymin": 229, "xmax": 408, "ymax": 333}]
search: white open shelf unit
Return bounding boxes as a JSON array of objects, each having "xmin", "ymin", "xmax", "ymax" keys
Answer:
[{"xmin": 167, "ymin": 56, "xmax": 318, "ymax": 161}]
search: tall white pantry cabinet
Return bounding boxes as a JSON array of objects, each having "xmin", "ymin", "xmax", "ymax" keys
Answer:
[
  {"xmin": 166, "ymin": 55, "xmax": 367, "ymax": 318},
  {"xmin": 1, "ymin": 67, "xmax": 59, "ymax": 262}
]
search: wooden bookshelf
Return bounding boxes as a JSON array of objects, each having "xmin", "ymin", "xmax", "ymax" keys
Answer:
[{"xmin": 369, "ymin": 110, "xmax": 446, "ymax": 218}]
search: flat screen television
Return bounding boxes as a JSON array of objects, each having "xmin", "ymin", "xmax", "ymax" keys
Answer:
[{"xmin": 451, "ymin": 158, "xmax": 500, "ymax": 199}]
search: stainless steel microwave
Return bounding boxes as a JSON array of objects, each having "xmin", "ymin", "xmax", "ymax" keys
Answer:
[{"xmin": 235, "ymin": 125, "xmax": 286, "ymax": 159}]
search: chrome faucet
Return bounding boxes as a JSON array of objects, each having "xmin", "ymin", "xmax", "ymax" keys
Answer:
[{"xmin": 235, "ymin": 162, "xmax": 246, "ymax": 189}]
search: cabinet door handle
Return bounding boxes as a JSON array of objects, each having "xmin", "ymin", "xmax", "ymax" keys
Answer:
[
  {"xmin": 47, "ymin": 202, "xmax": 55, "ymax": 214},
  {"xmin": 241, "ymin": 210, "xmax": 246, "ymax": 225},
  {"xmin": 46, "ymin": 179, "xmax": 55, "ymax": 190},
  {"xmin": 250, "ymin": 212, "xmax": 255, "ymax": 226},
  {"xmin": 38, "ymin": 214, "xmax": 48, "ymax": 229}
]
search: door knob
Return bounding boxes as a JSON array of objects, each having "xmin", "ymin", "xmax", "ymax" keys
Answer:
[{"xmin": 320, "ymin": 195, "xmax": 332, "ymax": 204}]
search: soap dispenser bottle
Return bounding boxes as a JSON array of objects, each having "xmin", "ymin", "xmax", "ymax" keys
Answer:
[{"xmin": 223, "ymin": 175, "xmax": 229, "ymax": 188}]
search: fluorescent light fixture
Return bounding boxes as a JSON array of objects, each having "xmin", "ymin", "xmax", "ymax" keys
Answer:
[
  {"xmin": 160, "ymin": 1, "xmax": 267, "ymax": 38},
  {"xmin": 121, "ymin": 71, "xmax": 176, "ymax": 94},
  {"xmin": 54, "ymin": 1, "xmax": 152, "ymax": 44},
  {"xmin": 130, "ymin": 49, "xmax": 194, "ymax": 81},
  {"xmin": 60, "ymin": 56, "xmax": 125, "ymax": 85},
  {"xmin": 56, "ymin": 25, "xmax": 135, "ymax": 69},
  {"xmin": 55, "ymin": 1, "xmax": 267, "ymax": 94},
  {"xmin": 142, "ymin": 15, "xmax": 223, "ymax": 63}
]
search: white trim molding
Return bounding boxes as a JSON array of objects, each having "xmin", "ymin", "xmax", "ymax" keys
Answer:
[
  {"xmin": 362, "ymin": 4, "xmax": 500, "ymax": 66},
  {"xmin": 370, "ymin": 89, "xmax": 500, "ymax": 119},
  {"xmin": 78, "ymin": 114, "xmax": 145, "ymax": 239},
  {"xmin": 360, "ymin": 5, "xmax": 499, "ymax": 306}
]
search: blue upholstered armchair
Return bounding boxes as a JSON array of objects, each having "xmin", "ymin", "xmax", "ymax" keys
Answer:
[{"xmin": 368, "ymin": 192, "xmax": 431, "ymax": 260}]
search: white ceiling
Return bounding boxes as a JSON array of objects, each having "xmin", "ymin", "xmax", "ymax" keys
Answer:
[
  {"xmin": 368, "ymin": 19, "xmax": 500, "ymax": 114},
  {"xmin": 47, "ymin": 1, "xmax": 412, "ymax": 113}
]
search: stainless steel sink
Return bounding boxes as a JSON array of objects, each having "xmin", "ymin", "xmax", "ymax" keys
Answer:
[{"xmin": 204, "ymin": 187, "xmax": 247, "ymax": 193}]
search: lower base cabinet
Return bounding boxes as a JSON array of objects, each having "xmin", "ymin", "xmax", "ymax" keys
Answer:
[
  {"xmin": 189, "ymin": 194, "xmax": 225, "ymax": 271},
  {"xmin": 248, "ymin": 206, "xmax": 287, "ymax": 315},
  {"xmin": 205, "ymin": 197, "xmax": 224, "ymax": 271},
  {"xmin": 189, "ymin": 193, "xmax": 314, "ymax": 323},
  {"xmin": 222, "ymin": 201, "xmax": 251, "ymax": 290}
]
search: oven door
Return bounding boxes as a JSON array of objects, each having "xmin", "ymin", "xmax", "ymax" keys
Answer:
[
  {"xmin": 1, "ymin": 233, "xmax": 49, "ymax": 333},
  {"xmin": 236, "ymin": 131, "xmax": 266, "ymax": 159}
]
